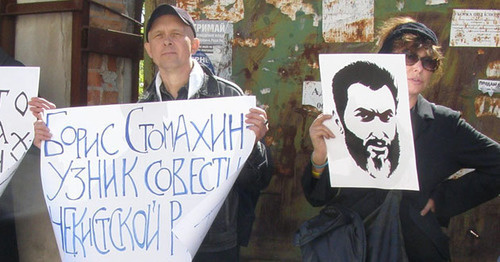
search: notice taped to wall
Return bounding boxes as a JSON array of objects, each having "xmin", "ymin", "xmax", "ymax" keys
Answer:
[
  {"xmin": 450, "ymin": 9, "xmax": 500, "ymax": 47},
  {"xmin": 194, "ymin": 20, "xmax": 233, "ymax": 80},
  {"xmin": 302, "ymin": 81, "xmax": 323, "ymax": 111},
  {"xmin": 478, "ymin": 79, "xmax": 500, "ymax": 96}
]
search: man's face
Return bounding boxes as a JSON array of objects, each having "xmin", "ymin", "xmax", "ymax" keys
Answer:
[
  {"xmin": 144, "ymin": 15, "xmax": 199, "ymax": 72},
  {"xmin": 342, "ymin": 83, "xmax": 399, "ymax": 178}
]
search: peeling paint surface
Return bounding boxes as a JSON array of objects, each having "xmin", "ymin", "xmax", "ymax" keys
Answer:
[
  {"xmin": 322, "ymin": 0, "xmax": 374, "ymax": 43},
  {"xmin": 261, "ymin": 37, "xmax": 276, "ymax": 48},
  {"xmin": 486, "ymin": 60, "xmax": 500, "ymax": 77},
  {"xmin": 233, "ymin": 37, "xmax": 260, "ymax": 47},
  {"xmin": 450, "ymin": 9, "xmax": 500, "ymax": 47},
  {"xmin": 178, "ymin": 0, "xmax": 245, "ymax": 22},
  {"xmin": 425, "ymin": 0, "xmax": 448, "ymax": 5},
  {"xmin": 260, "ymin": 88, "xmax": 271, "ymax": 94},
  {"xmin": 475, "ymin": 96, "xmax": 499, "ymax": 118},
  {"xmin": 265, "ymin": 0, "xmax": 320, "ymax": 26},
  {"xmin": 396, "ymin": 0, "xmax": 405, "ymax": 11},
  {"xmin": 232, "ymin": 37, "xmax": 275, "ymax": 48}
]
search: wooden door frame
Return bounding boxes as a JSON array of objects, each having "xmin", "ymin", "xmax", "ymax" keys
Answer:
[{"xmin": 0, "ymin": 0, "xmax": 143, "ymax": 105}]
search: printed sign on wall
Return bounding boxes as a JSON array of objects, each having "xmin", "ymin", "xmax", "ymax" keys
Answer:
[
  {"xmin": 450, "ymin": 9, "xmax": 500, "ymax": 47},
  {"xmin": 194, "ymin": 20, "xmax": 234, "ymax": 79},
  {"xmin": 302, "ymin": 81, "xmax": 323, "ymax": 111}
]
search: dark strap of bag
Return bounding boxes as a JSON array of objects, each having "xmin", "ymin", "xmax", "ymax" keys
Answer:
[
  {"xmin": 294, "ymin": 204, "xmax": 366, "ymax": 262},
  {"xmin": 364, "ymin": 190, "xmax": 408, "ymax": 262},
  {"xmin": 295, "ymin": 191, "xmax": 409, "ymax": 262}
]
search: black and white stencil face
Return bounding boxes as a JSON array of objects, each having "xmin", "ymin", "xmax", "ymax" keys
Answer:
[
  {"xmin": 342, "ymin": 83, "xmax": 399, "ymax": 179},
  {"xmin": 320, "ymin": 54, "xmax": 419, "ymax": 190}
]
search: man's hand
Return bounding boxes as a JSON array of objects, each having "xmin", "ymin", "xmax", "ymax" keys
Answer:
[
  {"xmin": 29, "ymin": 97, "xmax": 56, "ymax": 148},
  {"xmin": 29, "ymin": 97, "xmax": 56, "ymax": 120},
  {"xmin": 245, "ymin": 107, "xmax": 269, "ymax": 143},
  {"xmin": 420, "ymin": 198, "xmax": 436, "ymax": 216},
  {"xmin": 33, "ymin": 120, "xmax": 51, "ymax": 149}
]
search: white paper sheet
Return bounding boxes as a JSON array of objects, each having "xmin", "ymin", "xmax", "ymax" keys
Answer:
[
  {"xmin": 0, "ymin": 67, "xmax": 39, "ymax": 196},
  {"xmin": 319, "ymin": 54, "xmax": 419, "ymax": 190},
  {"xmin": 40, "ymin": 96, "xmax": 256, "ymax": 261}
]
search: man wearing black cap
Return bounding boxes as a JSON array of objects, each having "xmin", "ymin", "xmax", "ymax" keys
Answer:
[
  {"xmin": 30, "ymin": 4, "xmax": 271, "ymax": 261},
  {"xmin": 141, "ymin": 4, "xmax": 272, "ymax": 262}
]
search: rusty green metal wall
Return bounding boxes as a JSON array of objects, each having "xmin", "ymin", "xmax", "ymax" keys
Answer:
[{"xmin": 145, "ymin": 1, "xmax": 499, "ymax": 261}]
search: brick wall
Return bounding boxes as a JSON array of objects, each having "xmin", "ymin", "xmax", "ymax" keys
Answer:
[{"xmin": 87, "ymin": 0, "xmax": 138, "ymax": 105}]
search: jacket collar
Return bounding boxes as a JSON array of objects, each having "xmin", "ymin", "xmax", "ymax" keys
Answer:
[
  {"xmin": 411, "ymin": 95, "xmax": 434, "ymax": 140},
  {"xmin": 154, "ymin": 59, "xmax": 205, "ymax": 101},
  {"xmin": 414, "ymin": 95, "xmax": 434, "ymax": 120}
]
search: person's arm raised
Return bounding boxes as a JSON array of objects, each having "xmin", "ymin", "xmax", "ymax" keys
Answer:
[
  {"xmin": 309, "ymin": 114, "xmax": 334, "ymax": 178},
  {"xmin": 28, "ymin": 97, "xmax": 56, "ymax": 149}
]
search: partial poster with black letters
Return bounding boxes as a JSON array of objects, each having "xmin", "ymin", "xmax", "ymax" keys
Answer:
[
  {"xmin": 319, "ymin": 54, "xmax": 419, "ymax": 190},
  {"xmin": 0, "ymin": 67, "xmax": 39, "ymax": 196}
]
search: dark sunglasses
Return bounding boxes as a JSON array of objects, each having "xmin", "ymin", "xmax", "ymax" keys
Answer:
[{"xmin": 404, "ymin": 52, "xmax": 439, "ymax": 72}]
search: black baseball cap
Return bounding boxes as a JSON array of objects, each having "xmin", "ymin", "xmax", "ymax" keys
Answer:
[{"xmin": 145, "ymin": 4, "xmax": 196, "ymax": 41}]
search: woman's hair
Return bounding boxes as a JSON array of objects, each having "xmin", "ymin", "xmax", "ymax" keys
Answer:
[{"xmin": 376, "ymin": 17, "xmax": 444, "ymax": 75}]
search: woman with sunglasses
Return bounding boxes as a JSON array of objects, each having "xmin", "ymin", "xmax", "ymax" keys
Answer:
[
  {"xmin": 300, "ymin": 17, "xmax": 500, "ymax": 261},
  {"xmin": 377, "ymin": 17, "xmax": 442, "ymax": 108}
]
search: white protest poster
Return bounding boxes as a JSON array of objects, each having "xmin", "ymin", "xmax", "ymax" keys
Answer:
[
  {"xmin": 319, "ymin": 54, "xmax": 418, "ymax": 190},
  {"xmin": 193, "ymin": 20, "xmax": 233, "ymax": 79},
  {"xmin": 40, "ymin": 96, "xmax": 256, "ymax": 261},
  {"xmin": 0, "ymin": 67, "xmax": 39, "ymax": 196}
]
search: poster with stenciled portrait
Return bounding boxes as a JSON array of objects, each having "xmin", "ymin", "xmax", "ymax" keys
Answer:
[{"xmin": 319, "ymin": 54, "xmax": 419, "ymax": 190}]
